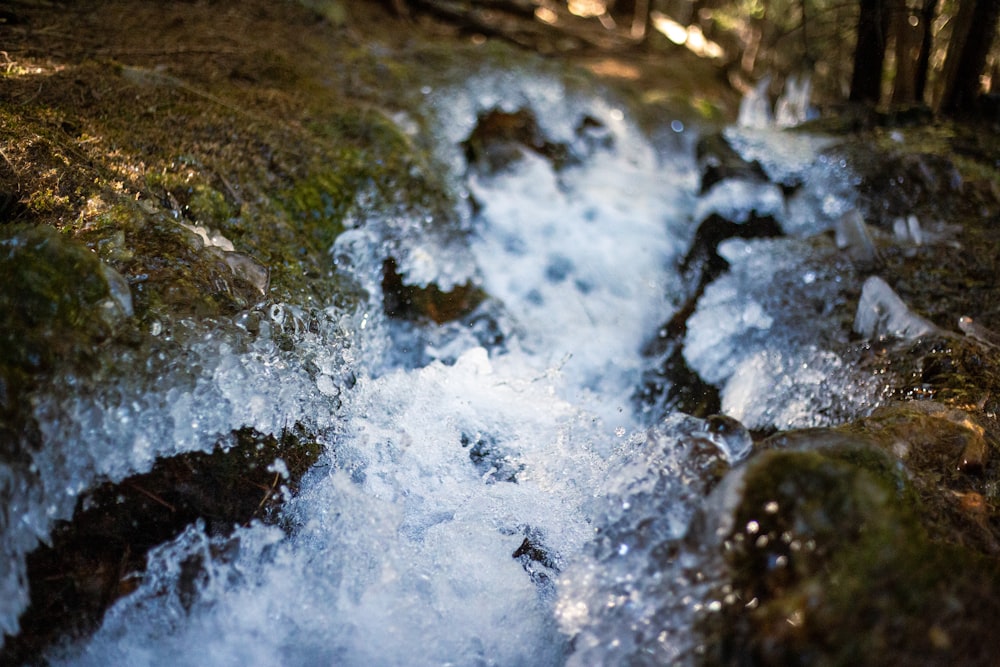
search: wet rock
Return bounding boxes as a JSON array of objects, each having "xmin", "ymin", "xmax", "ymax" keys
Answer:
[
  {"xmin": 463, "ymin": 108, "xmax": 570, "ymax": 175},
  {"xmin": 639, "ymin": 213, "xmax": 781, "ymax": 419},
  {"xmin": 0, "ymin": 224, "xmax": 135, "ymax": 459},
  {"xmin": 695, "ymin": 132, "xmax": 770, "ymax": 195},
  {"xmin": 512, "ymin": 527, "xmax": 560, "ymax": 593},
  {"xmin": 381, "ymin": 256, "xmax": 486, "ymax": 324},
  {"xmin": 680, "ymin": 214, "xmax": 785, "ymax": 291},
  {"xmin": 845, "ymin": 402, "xmax": 1000, "ymax": 554},
  {"xmin": 699, "ymin": 431, "xmax": 1000, "ymax": 667},
  {"xmin": 0, "ymin": 426, "xmax": 321, "ymax": 665},
  {"xmin": 461, "ymin": 431, "xmax": 522, "ymax": 483},
  {"xmin": 844, "ymin": 140, "xmax": 976, "ymax": 227}
]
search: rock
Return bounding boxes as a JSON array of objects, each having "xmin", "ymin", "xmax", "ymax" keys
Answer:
[
  {"xmin": 2, "ymin": 427, "xmax": 321, "ymax": 665},
  {"xmin": 699, "ymin": 430, "xmax": 1000, "ymax": 667},
  {"xmin": 381, "ymin": 257, "xmax": 486, "ymax": 324},
  {"xmin": 0, "ymin": 224, "xmax": 135, "ymax": 459},
  {"xmin": 695, "ymin": 132, "xmax": 770, "ymax": 194}
]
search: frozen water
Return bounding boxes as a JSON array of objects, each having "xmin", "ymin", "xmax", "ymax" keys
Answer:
[
  {"xmin": 694, "ymin": 179, "xmax": 785, "ymax": 225},
  {"xmin": 684, "ymin": 238, "xmax": 883, "ymax": 430},
  {"xmin": 774, "ymin": 74, "xmax": 815, "ymax": 128},
  {"xmin": 60, "ymin": 348, "xmax": 604, "ymax": 666},
  {"xmin": 712, "ymin": 127, "xmax": 858, "ymax": 237},
  {"xmin": 739, "ymin": 74, "xmax": 815, "ymax": 130},
  {"xmin": 835, "ymin": 209, "xmax": 880, "ymax": 264},
  {"xmin": 466, "ymin": 145, "xmax": 690, "ymax": 413},
  {"xmin": 554, "ymin": 414, "xmax": 738, "ymax": 665},
  {"xmin": 854, "ymin": 276, "xmax": 939, "ymax": 341},
  {"xmin": 0, "ymin": 303, "xmax": 357, "ymax": 640},
  {"xmin": 738, "ymin": 76, "xmax": 774, "ymax": 129}
]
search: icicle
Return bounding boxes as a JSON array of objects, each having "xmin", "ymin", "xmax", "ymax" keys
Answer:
[
  {"xmin": 854, "ymin": 276, "xmax": 938, "ymax": 341},
  {"xmin": 738, "ymin": 76, "xmax": 773, "ymax": 129},
  {"xmin": 835, "ymin": 210, "xmax": 880, "ymax": 266}
]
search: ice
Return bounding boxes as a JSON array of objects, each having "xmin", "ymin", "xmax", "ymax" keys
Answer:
[
  {"xmin": 739, "ymin": 74, "xmax": 815, "ymax": 130},
  {"xmin": 466, "ymin": 147, "xmax": 688, "ymax": 414},
  {"xmin": 893, "ymin": 214, "xmax": 924, "ymax": 246},
  {"xmin": 854, "ymin": 276, "xmax": 939, "ymax": 341},
  {"xmin": 693, "ymin": 179, "xmax": 785, "ymax": 225},
  {"xmin": 718, "ymin": 127, "xmax": 857, "ymax": 237},
  {"xmin": 684, "ymin": 238, "xmax": 883, "ymax": 430},
  {"xmin": 835, "ymin": 209, "xmax": 880, "ymax": 265},
  {"xmin": 47, "ymin": 74, "xmax": 700, "ymax": 664},
  {"xmin": 721, "ymin": 347, "xmax": 866, "ymax": 430},
  {"xmin": 774, "ymin": 74, "xmax": 814, "ymax": 128},
  {"xmin": 738, "ymin": 76, "xmax": 774, "ymax": 129},
  {"xmin": 0, "ymin": 303, "xmax": 360, "ymax": 641},
  {"xmin": 555, "ymin": 415, "xmax": 734, "ymax": 665},
  {"xmin": 59, "ymin": 346, "xmax": 609, "ymax": 665},
  {"xmin": 179, "ymin": 222, "xmax": 235, "ymax": 252}
]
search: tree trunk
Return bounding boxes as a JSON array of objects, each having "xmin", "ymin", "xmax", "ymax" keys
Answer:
[
  {"xmin": 939, "ymin": 0, "xmax": 1000, "ymax": 115},
  {"xmin": 609, "ymin": 0, "xmax": 651, "ymax": 41},
  {"xmin": 850, "ymin": 0, "xmax": 892, "ymax": 104},
  {"xmin": 890, "ymin": 0, "xmax": 919, "ymax": 105},
  {"xmin": 913, "ymin": 0, "xmax": 937, "ymax": 102}
]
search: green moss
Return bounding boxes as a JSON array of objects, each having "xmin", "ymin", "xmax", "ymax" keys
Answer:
[
  {"xmin": 0, "ymin": 224, "xmax": 128, "ymax": 372},
  {"xmin": 704, "ymin": 442, "xmax": 1000, "ymax": 666},
  {"xmin": 25, "ymin": 188, "xmax": 70, "ymax": 214},
  {"xmin": 0, "ymin": 223, "xmax": 134, "ymax": 460}
]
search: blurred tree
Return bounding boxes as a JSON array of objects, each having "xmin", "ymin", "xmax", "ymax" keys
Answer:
[
  {"xmin": 387, "ymin": 0, "xmax": 999, "ymax": 115},
  {"xmin": 912, "ymin": 0, "xmax": 937, "ymax": 102},
  {"xmin": 849, "ymin": 0, "xmax": 891, "ymax": 103},
  {"xmin": 939, "ymin": 0, "xmax": 1000, "ymax": 114},
  {"xmin": 890, "ymin": 0, "xmax": 920, "ymax": 104},
  {"xmin": 609, "ymin": 0, "xmax": 652, "ymax": 39}
]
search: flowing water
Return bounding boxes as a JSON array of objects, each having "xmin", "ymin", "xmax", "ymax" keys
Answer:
[{"xmin": 16, "ymin": 71, "xmax": 885, "ymax": 665}]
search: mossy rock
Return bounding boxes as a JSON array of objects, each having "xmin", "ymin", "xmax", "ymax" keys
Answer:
[
  {"xmin": 702, "ymin": 434, "xmax": 1000, "ymax": 667},
  {"xmin": 0, "ymin": 224, "xmax": 134, "ymax": 458}
]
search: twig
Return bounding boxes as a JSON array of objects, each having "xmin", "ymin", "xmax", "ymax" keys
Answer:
[
  {"xmin": 254, "ymin": 471, "xmax": 281, "ymax": 515},
  {"xmin": 127, "ymin": 482, "xmax": 177, "ymax": 512}
]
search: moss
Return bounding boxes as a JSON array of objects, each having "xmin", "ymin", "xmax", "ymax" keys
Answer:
[
  {"xmin": 842, "ymin": 402, "xmax": 1000, "ymax": 554},
  {"xmin": 0, "ymin": 221, "xmax": 137, "ymax": 472},
  {"xmin": 25, "ymin": 188, "xmax": 71, "ymax": 215},
  {"xmin": 0, "ymin": 223, "xmax": 131, "ymax": 377},
  {"xmin": 704, "ymin": 442, "xmax": 1000, "ymax": 667},
  {"xmin": 146, "ymin": 168, "xmax": 235, "ymax": 228}
]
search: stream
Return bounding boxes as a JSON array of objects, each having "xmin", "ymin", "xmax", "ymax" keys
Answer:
[{"xmin": 21, "ymin": 71, "xmax": 887, "ymax": 665}]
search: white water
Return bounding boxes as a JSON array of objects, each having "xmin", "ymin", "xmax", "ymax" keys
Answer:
[{"xmin": 31, "ymin": 72, "xmax": 884, "ymax": 665}]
